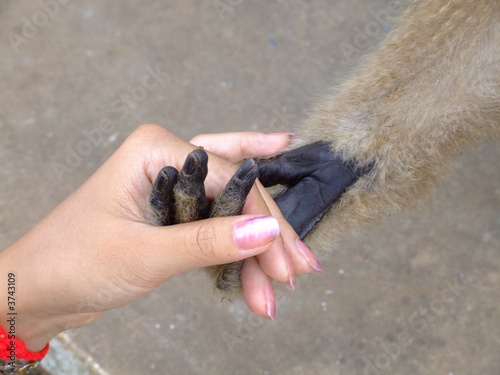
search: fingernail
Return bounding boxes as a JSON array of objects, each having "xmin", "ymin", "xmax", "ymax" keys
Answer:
[
  {"xmin": 296, "ymin": 238, "xmax": 324, "ymax": 274},
  {"xmin": 183, "ymin": 152, "xmax": 199, "ymax": 176},
  {"xmin": 284, "ymin": 250, "xmax": 296, "ymax": 291},
  {"xmin": 270, "ymin": 131, "xmax": 298, "ymax": 137},
  {"xmin": 265, "ymin": 281, "xmax": 276, "ymax": 320},
  {"xmin": 233, "ymin": 217, "xmax": 280, "ymax": 251},
  {"xmin": 182, "ymin": 149, "xmax": 208, "ymax": 177}
]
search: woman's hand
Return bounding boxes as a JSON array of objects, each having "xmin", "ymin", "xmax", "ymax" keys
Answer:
[
  {"xmin": 190, "ymin": 132, "xmax": 323, "ymax": 315},
  {"xmin": 0, "ymin": 125, "xmax": 321, "ymax": 352}
]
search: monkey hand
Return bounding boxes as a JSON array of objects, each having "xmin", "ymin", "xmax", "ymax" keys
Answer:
[
  {"xmin": 258, "ymin": 141, "xmax": 371, "ymax": 239},
  {"xmin": 144, "ymin": 130, "xmax": 323, "ymax": 313},
  {"xmin": 148, "ymin": 148, "xmax": 260, "ymax": 292}
]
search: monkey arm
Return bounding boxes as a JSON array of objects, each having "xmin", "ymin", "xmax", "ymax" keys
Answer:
[{"xmin": 260, "ymin": 0, "xmax": 500, "ymax": 250}]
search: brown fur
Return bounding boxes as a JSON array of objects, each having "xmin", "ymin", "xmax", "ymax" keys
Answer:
[
  {"xmin": 147, "ymin": 0, "xmax": 499, "ymax": 294},
  {"xmin": 172, "ymin": 187, "xmax": 200, "ymax": 223},
  {"xmin": 147, "ymin": 159, "xmax": 249, "ymax": 293},
  {"xmin": 145, "ymin": 201, "xmax": 163, "ymax": 226},
  {"xmin": 207, "ymin": 193, "xmax": 247, "ymax": 293},
  {"xmin": 297, "ymin": 0, "xmax": 499, "ymax": 254}
]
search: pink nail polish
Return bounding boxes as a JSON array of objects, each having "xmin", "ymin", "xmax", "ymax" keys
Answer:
[
  {"xmin": 296, "ymin": 238, "xmax": 324, "ymax": 273},
  {"xmin": 269, "ymin": 131, "xmax": 298, "ymax": 136},
  {"xmin": 233, "ymin": 217, "xmax": 280, "ymax": 251},
  {"xmin": 265, "ymin": 281, "xmax": 276, "ymax": 320},
  {"xmin": 284, "ymin": 250, "xmax": 296, "ymax": 291}
]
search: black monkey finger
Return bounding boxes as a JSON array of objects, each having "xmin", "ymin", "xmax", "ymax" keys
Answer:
[
  {"xmin": 258, "ymin": 141, "xmax": 335, "ymax": 187},
  {"xmin": 257, "ymin": 154, "xmax": 302, "ymax": 187},
  {"xmin": 178, "ymin": 149, "xmax": 209, "ymax": 191},
  {"xmin": 209, "ymin": 159, "xmax": 259, "ymax": 292},
  {"xmin": 149, "ymin": 166, "xmax": 179, "ymax": 225},
  {"xmin": 175, "ymin": 148, "xmax": 210, "ymax": 221},
  {"xmin": 211, "ymin": 159, "xmax": 259, "ymax": 217}
]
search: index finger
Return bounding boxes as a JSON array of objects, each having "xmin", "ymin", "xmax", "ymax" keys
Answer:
[{"xmin": 190, "ymin": 132, "xmax": 293, "ymax": 163}]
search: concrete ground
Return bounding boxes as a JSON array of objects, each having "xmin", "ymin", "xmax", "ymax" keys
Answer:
[{"xmin": 1, "ymin": 1, "xmax": 498, "ymax": 374}]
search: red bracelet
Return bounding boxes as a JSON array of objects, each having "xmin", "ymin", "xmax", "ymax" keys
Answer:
[{"xmin": 0, "ymin": 325, "xmax": 49, "ymax": 361}]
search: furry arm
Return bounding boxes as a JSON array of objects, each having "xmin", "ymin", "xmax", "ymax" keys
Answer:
[{"xmin": 260, "ymin": 0, "xmax": 499, "ymax": 252}]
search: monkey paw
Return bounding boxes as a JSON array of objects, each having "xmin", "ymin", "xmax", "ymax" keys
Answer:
[
  {"xmin": 258, "ymin": 141, "xmax": 371, "ymax": 239},
  {"xmin": 148, "ymin": 148, "xmax": 259, "ymax": 293}
]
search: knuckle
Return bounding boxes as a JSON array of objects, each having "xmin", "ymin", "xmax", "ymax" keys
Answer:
[
  {"xmin": 239, "ymin": 136, "xmax": 250, "ymax": 159},
  {"xmin": 192, "ymin": 222, "xmax": 218, "ymax": 261},
  {"xmin": 134, "ymin": 124, "xmax": 162, "ymax": 137},
  {"xmin": 190, "ymin": 134, "xmax": 207, "ymax": 145},
  {"xmin": 134, "ymin": 124, "xmax": 173, "ymax": 140},
  {"xmin": 125, "ymin": 124, "xmax": 170, "ymax": 147},
  {"xmin": 123, "ymin": 125, "xmax": 177, "ymax": 158}
]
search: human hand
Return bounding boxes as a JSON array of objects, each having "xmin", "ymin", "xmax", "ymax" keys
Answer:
[
  {"xmin": 0, "ymin": 125, "xmax": 321, "ymax": 352},
  {"xmin": 187, "ymin": 133, "xmax": 324, "ymax": 310}
]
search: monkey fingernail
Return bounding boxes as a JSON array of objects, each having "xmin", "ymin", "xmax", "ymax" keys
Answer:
[
  {"xmin": 181, "ymin": 149, "xmax": 208, "ymax": 177},
  {"xmin": 265, "ymin": 281, "xmax": 276, "ymax": 320},
  {"xmin": 233, "ymin": 216, "xmax": 280, "ymax": 251},
  {"xmin": 182, "ymin": 152, "xmax": 199, "ymax": 176},
  {"xmin": 296, "ymin": 238, "xmax": 324, "ymax": 274},
  {"xmin": 151, "ymin": 166, "xmax": 178, "ymax": 202}
]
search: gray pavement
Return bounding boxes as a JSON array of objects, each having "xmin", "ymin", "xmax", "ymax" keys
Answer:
[{"xmin": 1, "ymin": 1, "xmax": 499, "ymax": 374}]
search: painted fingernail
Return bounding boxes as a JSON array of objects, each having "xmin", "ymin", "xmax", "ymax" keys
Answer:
[
  {"xmin": 296, "ymin": 238, "xmax": 324, "ymax": 274},
  {"xmin": 265, "ymin": 281, "xmax": 276, "ymax": 320},
  {"xmin": 233, "ymin": 217, "xmax": 280, "ymax": 251},
  {"xmin": 270, "ymin": 131, "xmax": 298, "ymax": 136},
  {"xmin": 269, "ymin": 131, "xmax": 299, "ymax": 138},
  {"xmin": 284, "ymin": 250, "xmax": 296, "ymax": 291}
]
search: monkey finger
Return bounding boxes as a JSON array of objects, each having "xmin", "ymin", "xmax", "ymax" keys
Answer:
[
  {"xmin": 204, "ymin": 159, "xmax": 260, "ymax": 292},
  {"xmin": 174, "ymin": 148, "xmax": 210, "ymax": 222},
  {"xmin": 258, "ymin": 141, "xmax": 334, "ymax": 186},
  {"xmin": 210, "ymin": 159, "xmax": 259, "ymax": 218},
  {"xmin": 207, "ymin": 158, "xmax": 289, "ymax": 292},
  {"xmin": 149, "ymin": 166, "xmax": 179, "ymax": 225}
]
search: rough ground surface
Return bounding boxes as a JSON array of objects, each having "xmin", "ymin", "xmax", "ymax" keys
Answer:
[{"xmin": 1, "ymin": 1, "xmax": 498, "ymax": 374}]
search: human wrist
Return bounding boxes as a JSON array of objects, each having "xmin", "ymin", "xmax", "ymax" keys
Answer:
[
  {"xmin": 0, "ymin": 252, "xmax": 49, "ymax": 353},
  {"xmin": 0, "ymin": 267, "xmax": 51, "ymax": 373},
  {"xmin": 0, "ymin": 238, "xmax": 79, "ymax": 353},
  {"xmin": 0, "ymin": 321, "xmax": 49, "ymax": 375}
]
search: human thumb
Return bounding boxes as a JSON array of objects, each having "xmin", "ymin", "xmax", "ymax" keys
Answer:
[{"xmin": 149, "ymin": 215, "xmax": 280, "ymax": 275}]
